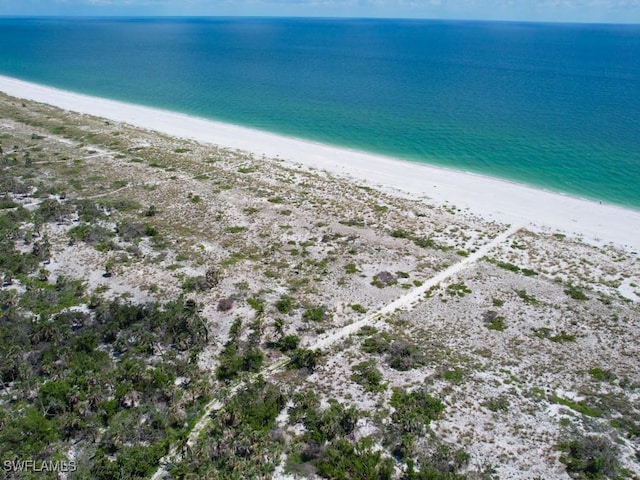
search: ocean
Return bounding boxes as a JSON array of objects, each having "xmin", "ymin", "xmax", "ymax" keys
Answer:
[{"xmin": 0, "ymin": 17, "xmax": 639, "ymax": 208}]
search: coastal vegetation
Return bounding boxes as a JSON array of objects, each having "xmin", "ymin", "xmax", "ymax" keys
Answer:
[{"xmin": 0, "ymin": 92, "xmax": 638, "ymax": 479}]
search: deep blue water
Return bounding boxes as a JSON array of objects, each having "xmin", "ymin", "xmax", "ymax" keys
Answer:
[{"xmin": 1, "ymin": 17, "xmax": 639, "ymax": 207}]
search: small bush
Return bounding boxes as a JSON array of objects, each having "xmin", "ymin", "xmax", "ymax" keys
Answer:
[
  {"xmin": 351, "ymin": 361, "xmax": 385, "ymax": 392},
  {"xmin": 351, "ymin": 304, "xmax": 367, "ymax": 314},
  {"xmin": 588, "ymin": 368, "xmax": 616, "ymax": 382},
  {"xmin": 275, "ymin": 295, "xmax": 295, "ymax": 314},
  {"xmin": 565, "ymin": 284, "xmax": 589, "ymax": 301},
  {"xmin": 361, "ymin": 334, "xmax": 391, "ymax": 354},
  {"xmin": 515, "ymin": 289, "xmax": 539, "ymax": 305},
  {"xmin": 288, "ymin": 348, "xmax": 321, "ymax": 372},
  {"xmin": 557, "ymin": 435, "xmax": 620, "ymax": 479},
  {"xmin": 483, "ymin": 395, "xmax": 510, "ymax": 412},
  {"xmin": 303, "ymin": 305, "xmax": 329, "ymax": 322},
  {"xmin": 278, "ymin": 335, "xmax": 300, "ymax": 352},
  {"xmin": 387, "ymin": 340, "xmax": 426, "ymax": 371},
  {"xmin": 442, "ymin": 368, "xmax": 464, "ymax": 384},
  {"xmin": 344, "ymin": 263, "xmax": 358, "ymax": 274},
  {"xmin": 446, "ymin": 283, "xmax": 472, "ymax": 297}
]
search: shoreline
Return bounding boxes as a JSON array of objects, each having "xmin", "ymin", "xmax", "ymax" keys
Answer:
[{"xmin": 1, "ymin": 73, "xmax": 639, "ymax": 251}]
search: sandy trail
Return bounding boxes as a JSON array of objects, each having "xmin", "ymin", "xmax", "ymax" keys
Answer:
[
  {"xmin": 310, "ymin": 224, "xmax": 521, "ymax": 351},
  {"xmin": 149, "ymin": 224, "xmax": 520, "ymax": 479}
]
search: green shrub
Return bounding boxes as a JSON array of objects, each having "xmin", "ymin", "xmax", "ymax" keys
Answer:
[
  {"xmin": 288, "ymin": 348, "xmax": 321, "ymax": 372},
  {"xmin": 360, "ymin": 333, "xmax": 391, "ymax": 355},
  {"xmin": 314, "ymin": 438, "xmax": 394, "ymax": 480},
  {"xmin": 515, "ymin": 289, "xmax": 539, "ymax": 305},
  {"xmin": 278, "ymin": 334, "xmax": 300, "ymax": 352},
  {"xmin": 275, "ymin": 295, "xmax": 295, "ymax": 314},
  {"xmin": 387, "ymin": 340, "xmax": 426, "ymax": 371},
  {"xmin": 551, "ymin": 396, "xmax": 602, "ymax": 417},
  {"xmin": 483, "ymin": 395, "xmax": 510, "ymax": 412},
  {"xmin": 483, "ymin": 310, "xmax": 507, "ymax": 331},
  {"xmin": 247, "ymin": 296, "xmax": 265, "ymax": 314},
  {"xmin": 442, "ymin": 368, "xmax": 464, "ymax": 384},
  {"xmin": 351, "ymin": 304, "xmax": 367, "ymax": 314},
  {"xmin": 588, "ymin": 368, "xmax": 616, "ymax": 382},
  {"xmin": 344, "ymin": 263, "xmax": 358, "ymax": 274},
  {"xmin": 446, "ymin": 283, "xmax": 472, "ymax": 297},
  {"xmin": 303, "ymin": 305, "xmax": 329, "ymax": 322},
  {"xmin": 351, "ymin": 360, "xmax": 385, "ymax": 392},
  {"xmin": 557, "ymin": 435, "xmax": 620, "ymax": 479},
  {"xmin": 565, "ymin": 284, "xmax": 589, "ymax": 301},
  {"xmin": 496, "ymin": 261, "xmax": 520, "ymax": 272},
  {"xmin": 390, "ymin": 388, "xmax": 444, "ymax": 434}
]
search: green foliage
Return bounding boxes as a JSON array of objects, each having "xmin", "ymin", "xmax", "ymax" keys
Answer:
[
  {"xmin": 0, "ymin": 199, "xmax": 18, "ymax": 209},
  {"xmin": 588, "ymin": 368, "xmax": 616, "ymax": 382},
  {"xmin": 117, "ymin": 221, "xmax": 157, "ymax": 241},
  {"xmin": 391, "ymin": 229, "xmax": 411, "ymax": 239},
  {"xmin": 35, "ymin": 198, "xmax": 72, "ymax": 223},
  {"xmin": 550, "ymin": 331, "xmax": 576, "ymax": 343},
  {"xmin": 345, "ymin": 262, "xmax": 358, "ymax": 274},
  {"xmin": 339, "ymin": 218, "xmax": 365, "ymax": 227},
  {"xmin": 483, "ymin": 395, "xmax": 510, "ymax": 412},
  {"xmin": 303, "ymin": 305, "xmax": 329, "ymax": 322},
  {"xmin": 302, "ymin": 399, "xmax": 359, "ymax": 445},
  {"xmin": 551, "ymin": 396, "xmax": 602, "ymax": 417},
  {"xmin": 446, "ymin": 283, "xmax": 472, "ymax": 297},
  {"xmin": 387, "ymin": 340, "xmax": 426, "ymax": 371},
  {"xmin": 93, "ymin": 442, "xmax": 168, "ymax": 480},
  {"xmin": 278, "ymin": 334, "xmax": 300, "ymax": 352},
  {"xmin": 173, "ymin": 380, "xmax": 286, "ymax": 478},
  {"xmin": 495, "ymin": 261, "xmax": 521, "ymax": 272},
  {"xmin": 288, "ymin": 348, "xmax": 321, "ymax": 372},
  {"xmin": 361, "ymin": 334, "xmax": 392, "ymax": 354},
  {"xmin": 275, "ymin": 294, "xmax": 295, "ymax": 314},
  {"xmin": 565, "ymin": 284, "xmax": 589, "ymax": 301},
  {"xmin": 390, "ymin": 388, "xmax": 445, "ymax": 434},
  {"xmin": 442, "ymin": 368, "xmax": 464, "ymax": 384},
  {"xmin": 351, "ymin": 360, "xmax": 386, "ymax": 392},
  {"xmin": 181, "ymin": 275, "xmax": 209, "ymax": 292},
  {"xmin": 68, "ymin": 223, "xmax": 114, "ymax": 245},
  {"xmin": 39, "ymin": 379, "xmax": 73, "ymax": 416},
  {"xmin": 405, "ymin": 444, "xmax": 470, "ymax": 479},
  {"xmin": 0, "ymin": 407, "xmax": 58, "ymax": 458},
  {"xmin": 215, "ymin": 344, "xmax": 245, "ymax": 381},
  {"xmin": 351, "ymin": 303, "xmax": 368, "ymax": 314},
  {"xmin": 216, "ymin": 319, "xmax": 263, "ymax": 380},
  {"xmin": 314, "ymin": 437, "xmax": 394, "ymax": 480},
  {"xmin": 228, "ymin": 380, "xmax": 287, "ymax": 432},
  {"xmin": 557, "ymin": 435, "xmax": 620, "ymax": 479},
  {"xmin": 247, "ymin": 296, "xmax": 265, "ymax": 314},
  {"xmin": 515, "ymin": 289, "xmax": 539, "ymax": 305},
  {"xmin": 19, "ymin": 276, "xmax": 86, "ymax": 317},
  {"xmin": 483, "ymin": 311, "xmax": 507, "ymax": 331}
]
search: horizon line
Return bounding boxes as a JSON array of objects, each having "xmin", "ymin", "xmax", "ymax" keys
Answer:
[{"xmin": 1, "ymin": 14, "xmax": 640, "ymax": 27}]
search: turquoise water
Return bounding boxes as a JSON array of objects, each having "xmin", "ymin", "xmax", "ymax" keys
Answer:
[{"xmin": 0, "ymin": 17, "xmax": 639, "ymax": 207}]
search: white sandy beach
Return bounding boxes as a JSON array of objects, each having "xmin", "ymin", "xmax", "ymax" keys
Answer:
[{"xmin": 1, "ymin": 74, "xmax": 638, "ymax": 251}]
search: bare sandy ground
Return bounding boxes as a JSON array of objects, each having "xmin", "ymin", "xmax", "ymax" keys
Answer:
[{"xmin": 1, "ymin": 74, "xmax": 638, "ymax": 251}]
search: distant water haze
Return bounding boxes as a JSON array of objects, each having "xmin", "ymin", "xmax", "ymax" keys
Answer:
[{"xmin": 0, "ymin": 17, "xmax": 638, "ymax": 208}]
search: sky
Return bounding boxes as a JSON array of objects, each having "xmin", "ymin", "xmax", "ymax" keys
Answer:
[{"xmin": 0, "ymin": 0, "xmax": 639, "ymax": 23}]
